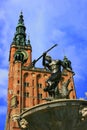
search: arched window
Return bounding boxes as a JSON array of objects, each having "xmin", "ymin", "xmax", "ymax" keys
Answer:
[
  {"xmin": 37, "ymin": 74, "xmax": 42, "ymax": 88},
  {"xmin": 24, "ymin": 73, "xmax": 28, "ymax": 79},
  {"xmin": 23, "ymin": 73, "xmax": 29, "ymax": 87}
]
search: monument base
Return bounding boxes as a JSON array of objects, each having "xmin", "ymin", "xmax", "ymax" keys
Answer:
[{"xmin": 18, "ymin": 99, "xmax": 87, "ymax": 130}]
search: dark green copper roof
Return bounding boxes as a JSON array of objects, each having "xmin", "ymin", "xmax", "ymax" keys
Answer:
[{"xmin": 12, "ymin": 11, "xmax": 31, "ymax": 48}]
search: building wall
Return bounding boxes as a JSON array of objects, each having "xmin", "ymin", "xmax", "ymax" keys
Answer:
[
  {"xmin": 6, "ymin": 44, "xmax": 51, "ymax": 130},
  {"xmin": 6, "ymin": 43, "xmax": 76, "ymax": 130},
  {"xmin": 22, "ymin": 70, "xmax": 50, "ymax": 109},
  {"xmin": 6, "ymin": 12, "xmax": 76, "ymax": 129}
]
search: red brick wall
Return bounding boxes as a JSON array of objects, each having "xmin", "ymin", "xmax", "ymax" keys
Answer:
[{"xmin": 6, "ymin": 45, "xmax": 76, "ymax": 130}]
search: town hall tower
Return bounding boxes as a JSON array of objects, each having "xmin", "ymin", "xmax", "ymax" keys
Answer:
[{"xmin": 6, "ymin": 12, "xmax": 76, "ymax": 130}]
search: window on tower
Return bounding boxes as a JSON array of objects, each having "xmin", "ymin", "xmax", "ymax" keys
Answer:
[
  {"xmin": 32, "ymin": 80, "xmax": 34, "ymax": 87},
  {"xmin": 17, "ymin": 90, "xmax": 19, "ymax": 94},
  {"xmin": 24, "ymin": 82, "xmax": 29, "ymax": 87},
  {"xmin": 17, "ymin": 80, "xmax": 20, "ymax": 84}
]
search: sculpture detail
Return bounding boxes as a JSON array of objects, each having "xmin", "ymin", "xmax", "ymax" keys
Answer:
[
  {"xmin": 42, "ymin": 53, "xmax": 73, "ymax": 99},
  {"xmin": 42, "ymin": 52, "xmax": 63, "ymax": 98},
  {"xmin": 19, "ymin": 118, "xmax": 29, "ymax": 129},
  {"xmin": 79, "ymin": 107, "xmax": 87, "ymax": 120},
  {"xmin": 63, "ymin": 56, "xmax": 72, "ymax": 71},
  {"xmin": 59, "ymin": 77, "xmax": 73, "ymax": 99},
  {"xmin": 30, "ymin": 44, "xmax": 74, "ymax": 100}
]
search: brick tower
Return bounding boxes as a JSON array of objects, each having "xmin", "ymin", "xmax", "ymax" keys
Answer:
[{"xmin": 6, "ymin": 12, "xmax": 76, "ymax": 130}]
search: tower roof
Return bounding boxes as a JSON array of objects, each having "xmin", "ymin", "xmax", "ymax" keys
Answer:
[
  {"xmin": 18, "ymin": 11, "xmax": 24, "ymax": 25},
  {"xmin": 12, "ymin": 12, "xmax": 27, "ymax": 46}
]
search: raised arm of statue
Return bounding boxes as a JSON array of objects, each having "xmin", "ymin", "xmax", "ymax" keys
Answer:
[
  {"xmin": 42, "ymin": 53, "xmax": 51, "ymax": 69},
  {"xmin": 42, "ymin": 52, "xmax": 47, "ymax": 66}
]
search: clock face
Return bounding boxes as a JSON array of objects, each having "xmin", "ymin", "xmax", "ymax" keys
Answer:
[
  {"xmin": 14, "ymin": 50, "xmax": 28, "ymax": 62},
  {"xmin": 21, "ymin": 50, "xmax": 28, "ymax": 61}
]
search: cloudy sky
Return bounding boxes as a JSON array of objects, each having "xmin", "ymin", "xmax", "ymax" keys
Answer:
[{"xmin": 0, "ymin": 0, "xmax": 87, "ymax": 129}]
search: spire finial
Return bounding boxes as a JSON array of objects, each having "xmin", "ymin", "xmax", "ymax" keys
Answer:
[
  {"xmin": 12, "ymin": 11, "xmax": 26, "ymax": 46},
  {"xmin": 18, "ymin": 11, "xmax": 24, "ymax": 25},
  {"xmin": 20, "ymin": 10, "xmax": 23, "ymax": 15}
]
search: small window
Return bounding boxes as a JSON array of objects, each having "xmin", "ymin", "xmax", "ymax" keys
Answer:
[
  {"xmin": 24, "ymin": 82, "xmax": 29, "ymax": 87},
  {"xmin": 32, "ymin": 80, "xmax": 34, "ymax": 86},
  {"xmin": 37, "ymin": 83, "xmax": 42, "ymax": 88},
  {"xmin": 17, "ymin": 90, "xmax": 19, "ymax": 94},
  {"xmin": 17, "ymin": 101, "xmax": 19, "ymax": 105},
  {"xmin": 18, "ymin": 70, "xmax": 20, "ymax": 72},
  {"xmin": 24, "ymin": 92, "xmax": 29, "ymax": 98},
  {"xmin": 38, "ymin": 94, "xmax": 42, "ymax": 99},
  {"xmin": 27, "ymin": 82, "xmax": 29, "ymax": 87},
  {"xmin": 17, "ymin": 80, "xmax": 20, "ymax": 84},
  {"xmin": 24, "ymin": 82, "xmax": 26, "ymax": 87}
]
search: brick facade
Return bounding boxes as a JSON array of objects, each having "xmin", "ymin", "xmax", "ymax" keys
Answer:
[{"xmin": 6, "ymin": 12, "xmax": 76, "ymax": 130}]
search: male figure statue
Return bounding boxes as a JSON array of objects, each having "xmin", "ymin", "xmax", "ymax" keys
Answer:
[{"xmin": 42, "ymin": 53, "xmax": 64, "ymax": 98}]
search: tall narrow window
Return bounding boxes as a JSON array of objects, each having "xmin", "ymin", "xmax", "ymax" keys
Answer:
[
  {"xmin": 38, "ymin": 94, "xmax": 42, "ymax": 99},
  {"xmin": 37, "ymin": 83, "xmax": 42, "ymax": 88},
  {"xmin": 17, "ymin": 80, "xmax": 20, "ymax": 84},
  {"xmin": 24, "ymin": 82, "xmax": 29, "ymax": 87},
  {"xmin": 17, "ymin": 90, "xmax": 19, "ymax": 94},
  {"xmin": 32, "ymin": 80, "xmax": 34, "ymax": 87}
]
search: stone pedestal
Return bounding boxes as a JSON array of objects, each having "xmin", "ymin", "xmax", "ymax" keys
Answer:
[{"xmin": 18, "ymin": 99, "xmax": 87, "ymax": 130}]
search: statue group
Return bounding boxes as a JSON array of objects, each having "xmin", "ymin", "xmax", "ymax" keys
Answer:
[
  {"xmin": 42, "ymin": 52, "xmax": 74, "ymax": 100},
  {"xmin": 31, "ymin": 44, "xmax": 74, "ymax": 100}
]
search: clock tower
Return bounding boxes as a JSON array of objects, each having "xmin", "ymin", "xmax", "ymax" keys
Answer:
[
  {"xmin": 6, "ymin": 12, "xmax": 76, "ymax": 130},
  {"xmin": 6, "ymin": 12, "xmax": 50, "ymax": 130},
  {"xmin": 6, "ymin": 12, "xmax": 32, "ymax": 130}
]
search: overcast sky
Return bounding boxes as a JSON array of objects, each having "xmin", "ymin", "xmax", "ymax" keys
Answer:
[{"xmin": 0, "ymin": 0, "xmax": 87, "ymax": 129}]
